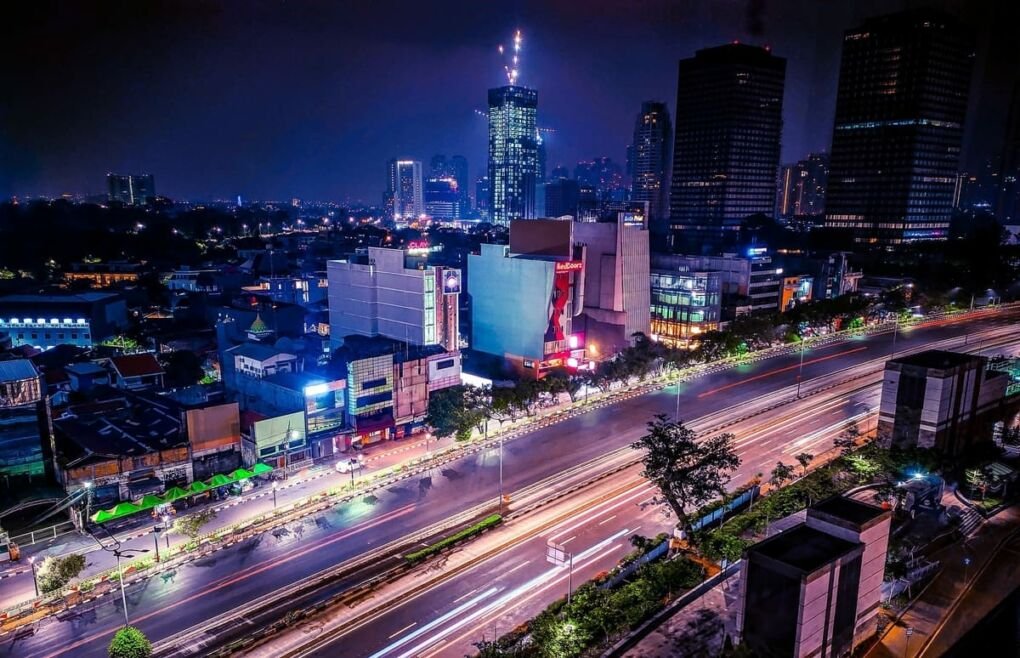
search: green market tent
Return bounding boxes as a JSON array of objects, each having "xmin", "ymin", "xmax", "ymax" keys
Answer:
[
  {"xmin": 229, "ymin": 468, "xmax": 254, "ymax": 481},
  {"xmin": 251, "ymin": 463, "xmax": 273, "ymax": 476},
  {"xmin": 92, "ymin": 509, "xmax": 115, "ymax": 523},
  {"xmin": 110, "ymin": 501, "xmax": 141, "ymax": 516},
  {"xmin": 138, "ymin": 494, "xmax": 164, "ymax": 510},
  {"xmin": 189, "ymin": 481, "xmax": 210, "ymax": 494},
  {"xmin": 163, "ymin": 486, "xmax": 189, "ymax": 501},
  {"xmin": 207, "ymin": 474, "xmax": 232, "ymax": 488}
]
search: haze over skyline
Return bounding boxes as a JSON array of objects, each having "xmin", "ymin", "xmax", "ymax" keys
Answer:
[{"xmin": 2, "ymin": 0, "xmax": 1015, "ymax": 203}]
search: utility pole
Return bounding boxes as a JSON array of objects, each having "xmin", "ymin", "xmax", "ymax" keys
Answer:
[
  {"xmin": 796, "ymin": 342, "xmax": 806, "ymax": 399},
  {"xmin": 498, "ymin": 435, "xmax": 504, "ymax": 513}
]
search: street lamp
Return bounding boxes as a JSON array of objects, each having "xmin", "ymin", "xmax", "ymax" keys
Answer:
[
  {"xmin": 796, "ymin": 340, "xmax": 806, "ymax": 399},
  {"xmin": 113, "ymin": 548, "xmax": 149, "ymax": 627},
  {"xmin": 272, "ymin": 482, "xmax": 278, "ymax": 509},
  {"xmin": 153, "ymin": 525, "xmax": 161, "ymax": 562},
  {"xmin": 161, "ymin": 514, "xmax": 170, "ymax": 549},
  {"xmin": 28, "ymin": 556, "xmax": 38, "ymax": 597},
  {"xmin": 497, "ymin": 435, "xmax": 505, "ymax": 514}
]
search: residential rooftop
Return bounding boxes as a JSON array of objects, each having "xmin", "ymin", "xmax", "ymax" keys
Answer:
[
  {"xmin": 749, "ymin": 524, "xmax": 861, "ymax": 574},
  {"xmin": 890, "ymin": 350, "xmax": 982, "ymax": 370}
]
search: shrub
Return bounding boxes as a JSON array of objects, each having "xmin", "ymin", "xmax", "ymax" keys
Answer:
[
  {"xmin": 108, "ymin": 626, "xmax": 152, "ymax": 658},
  {"xmin": 405, "ymin": 515, "xmax": 502, "ymax": 564}
]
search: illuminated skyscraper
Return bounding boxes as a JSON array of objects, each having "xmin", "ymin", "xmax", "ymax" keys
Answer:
[
  {"xmin": 824, "ymin": 10, "xmax": 974, "ymax": 244},
  {"xmin": 668, "ymin": 44, "xmax": 786, "ymax": 252},
  {"xmin": 629, "ymin": 101, "xmax": 672, "ymax": 238},
  {"xmin": 778, "ymin": 152, "xmax": 829, "ymax": 224},
  {"xmin": 487, "ymin": 85, "xmax": 539, "ymax": 226},
  {"xmin": 386, "ymin": 159, "xmax": 424, "ymax": 223},
  {"xmin": 107, "ymin": 173, "xmax": 155, "ymax": 206}
]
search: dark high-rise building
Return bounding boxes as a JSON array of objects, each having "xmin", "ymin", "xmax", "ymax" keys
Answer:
[
  {"xmin": 545, "ymin": 178, "xmax": 580, "ymax": 217},
  {"xmin": 549, "ymin": 165, "xmax": 570, "ymax": 181},
  {"xmin": 488, "ymin": 85, "xmax": 539, "ymax": 226},
  {"xmin": 778, "ymin": 152, "xmax": 829, "ymax": 224},
  {"xmin": 386, "ymin": 159, "xmax": 423, "ymax": 223},
  {"xmin": 431, "ymin": 154, "xmax": 470, "ymax": 216},
  {"xmin": 629, "ymin": 101, "xmax": 672, "ymax": 238},
  {"xmin": 475, "ymin": 176, "xmax": 490, "ymax": 221},
  {"xmin": 107, "ymin": 173, "xmax": 155, "ymax": 206},
  {"xmin": 997, "ymin": 84, "xmax": 1020, "ymax": 225},
  {"xmin": 575, "ymin": 158, "xmax": 626, "ymax": 203},
  {"xmin": 824, "ymin": 10, "xmax": 974, "ymax": 244},
  {"xmin": 668, "ymin": 44, "xmax": 786, "ymax": 253},
  {"xmin": 424, "ymin": 177, "xmax": 461, "ymax": 220}
]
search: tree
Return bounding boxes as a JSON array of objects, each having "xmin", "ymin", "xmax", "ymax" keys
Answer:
[
  {"xmin": 965, "ymin": 468, "xmax": 990, "ymax": 500},
  {"xmin": 36, "ymin": 553, "xmax": 87, "ymax": 594},
  {"xmin": 795, "ymin": 452, "xmax": 814, "ymax": 477},
  {"xmin": 426, "ymin": 385, "xmax": 485, "ymax": 442},
  {"xmin": 768, "ymin": 462, "xmax": 795, "ymax": 490},
  {"xmin": 834, "ymin": 420, "xmax": 861, "ymax": 456},
  {"xmin": 160, "ymin": 350, "xmax": 204, "ymax": 388},
  {"xmin": 173, "ymin": 509, "xmax": 217, "ymax": 540},
  {"xmin": 632, "ymin": 415, "xmax": 740, "ymax": 539},
  {"xmin": 108, "ymin": 626, "xmax": 152, "ymax": 658}
]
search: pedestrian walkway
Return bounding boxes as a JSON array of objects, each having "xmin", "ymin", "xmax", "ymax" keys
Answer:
[{"xmin": 866, "ymin": 505, "xmax": 1020, "ymax": 658}]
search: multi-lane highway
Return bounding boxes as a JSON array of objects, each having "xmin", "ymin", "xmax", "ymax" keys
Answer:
[{"xmin": 1, "ymin": 311, "xmax": 1017, "ymax": 658}]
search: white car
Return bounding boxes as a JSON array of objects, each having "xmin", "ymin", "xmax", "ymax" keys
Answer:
[{"xmin": 336, "ymin": 457, "xmax": 364, "ymax": 473}]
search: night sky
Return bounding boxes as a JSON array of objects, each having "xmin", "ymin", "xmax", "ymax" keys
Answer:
[{"xmin": 1, "ymin": 0, "xmax": 1016, "ymax": 204}]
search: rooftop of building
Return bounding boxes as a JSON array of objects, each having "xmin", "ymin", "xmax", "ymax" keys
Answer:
[
  {"xmin": 0, "ymin": 291, "xmax": 122, "ymax": 305},
  {"xmin": 261, "ymin": 370, "xmax": 333, "ymax": 393},
  {"xmin": 809, "ymin": 495, "xmax": 890, "ymax": 529},
  {"xmin": 891, "ymin": 350, "xmax": 982, "ymax": 370},
  {"xmin": 110, "ymin": 353, "xmax": 164, "ymax": 378},
  {"xmin": 65, "ymin": 362, "xmax": 109, "ymax": 377},
  {"xmin": 0, "ymin": 359, "xmax": 39, "ymax": 383},
  {"xmin": 226, "ymin": 341, "xmax": 296, "ymax": 362},
  {"xmin": 333, "ymin": 334, "xmax": 448, "ymax": 364},
  {"xmin": 749, "ymin": 524, "xmax": 861, "ymax": 574},
  {"xmin": 53, "ymin": 392, "xmax": 186, "ymax": 468}
]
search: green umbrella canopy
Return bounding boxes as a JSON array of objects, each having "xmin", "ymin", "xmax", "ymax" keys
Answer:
[
  {"xmin": 229, "ymin": 468, "xmax": 254, "ymax": 481},
  {"xmin": 251, "ymin": 463, "xmax": 273, "ymax": 475},
  {"xmin": 207, "ymin": 473, "xmax": 232, "ymax": 488},
  {"xmin": 189, "ymin": 481, "xmax": 210, "ymax": 494},
  {"xmin": 163, "ymin": 486, "xmax": 189, "ymax": 501},
  {"xmin": 137, "ymin": 494, "xmax": 164, "ymax": 510},
  {"xmin": 92, "ymin": 509, "xmax": 115, "ymax": 523},
  {"xmin": 110, "ymin": 501, "xmax": 141, "ymax": 516}
]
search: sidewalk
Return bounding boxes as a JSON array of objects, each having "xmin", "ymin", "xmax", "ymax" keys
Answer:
[
  {"xmin": 0, "ymin": 431, "xmax": 454, "ymax": 611},
  {"xmin": 866, "ymin": 504, "xmax": 1020, "ymax": 658}
]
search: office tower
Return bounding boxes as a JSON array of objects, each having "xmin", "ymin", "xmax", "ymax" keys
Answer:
[
  {"xmin": 669, "ymin": 44, "xmax": 786, "ymax": 253},
  {"xmin": 106, "ymin": 173, "xmax": 155, "ymax": 206},
  {"xmin": 997, "ymin": 84, "xmax": 1020, "ymax": 225},
  {"xmin": 629, "ymin": 102, "xmax": 672, "ymax": 238},
  {"xmin": 549, "ymin": 165, "xmax": 569, "ymax": 181},
  {"xmin": 545, "ymin": 178, "xmax": 580, "ymax": 217},
  {"xmin": 738, "ymin": 497, "xmax": 892, "ymax": 657},
  {"xmin": 475, "ymin": 176, "xmax": 490, "ymax": 220},
  {"xmin": 877, "ymin": 351, "xmax": 1008, "ymax": 456},
  {"xmin": 777, "ymin": 152, "xmax": 829, "ymax": 224},
  {"xmin": 424, "ymin": 177, "xmax": 461, "ymax": 220},
  {"xmin": 431, "ymin": 155, "xmax": 470, "ymax": 215},
  {"xmin": 327, "ymin": 246, "xmax": 460, "ymax": 352},
  {"xmin": 824, "ymin": 10, "xmax": 974, "ymax": 244},
  {"xmin": 386, "ymin": 159, "xmax": 424, "ymax": 223},
  {"xmin": 488, "ymin": 85, "xmax": 539, "ymax": 226},
  {"xmin": 575, "ymin": 158, "xmax": 626, "ymax": 204}
]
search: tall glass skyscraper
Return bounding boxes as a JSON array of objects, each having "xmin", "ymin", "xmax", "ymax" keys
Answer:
[
  {"xmin": 107, "ymin": 173, "xmax": 155, "ymax": 206},
  {"xmin": 386, "ymin": 159, "xmax": 424, "ymax": 223},
  {"xmin": 629, "ymin": 101, "xmax": 672, "ymax": 239},
  {"xmin": 824, "ymin": 10, "xmax": 974, "ymax": 244},
  {"xmin": 488, "ymin": 85, "xmax": 538, "ymax": 226},
  {"xmin": 668, "ymin": 44, "xmax": 786, "ymax": 253}
]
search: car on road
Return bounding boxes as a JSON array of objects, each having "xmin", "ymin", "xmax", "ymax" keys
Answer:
[{"xmin": 336, "ymin": 457, "xmax": 364, "ymax": 473}]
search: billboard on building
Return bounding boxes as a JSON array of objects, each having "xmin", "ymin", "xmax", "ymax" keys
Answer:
[
  {"xmin": 442, "ymin": 270, "xmax": 462, "ymax": 295},
  {"xmin": 510, "ymin": 219, "xmax": 573, "ymax": 257}
]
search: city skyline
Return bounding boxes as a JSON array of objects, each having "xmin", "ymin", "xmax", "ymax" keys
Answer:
[{"xmin": 2, "ymin": 0, "xmax": 1016, "ymax": 204}]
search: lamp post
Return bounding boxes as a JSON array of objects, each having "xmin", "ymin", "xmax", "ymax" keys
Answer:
[
  {"xmin": 114, "ymin": 548, "xmax": 148, "ymax": 627},
  {"xmin": 497, "ymin": 435, "xmax": 505, "ymax": 514},
  {"xmin": 162, "ymin": 514, "xmax": 170, "ymax": 549},
  {"xmin": 83, "ymin": 481, "xmax": 93, "ymax": 529},
  {"xmin": 153, "ymin": 526, "xmax": 161, "ymax": 562},
  {"xmin": 28, "ymin": 556, "xmax": 38, "ymax": 597},
  {"xmin": 272, "ymin": 482, "xmax": 278, "ymax": 509}
]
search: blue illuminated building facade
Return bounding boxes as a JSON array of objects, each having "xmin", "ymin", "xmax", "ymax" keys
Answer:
[
  {"xmin": 824, "ymin": 10, "xmax": 974, "ymax": 244},
  {"xmin": 488, "ymin": 85, "xmax": 539, "ymax": 226},
  {"xmin": 0, "ymin": 292, "xmax": 129, "ymax": 350},
  {"xmin": 0, "ymin": 360, "xmax": 47, "ymax": 482}
]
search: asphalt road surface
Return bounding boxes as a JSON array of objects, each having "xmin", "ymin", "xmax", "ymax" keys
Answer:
[{"xmin": 1, "ymin": 313, "xmax": 1016, "ymax": 658}]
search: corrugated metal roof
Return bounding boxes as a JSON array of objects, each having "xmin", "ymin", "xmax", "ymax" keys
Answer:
[{"xmin": 0, "ymin": 359, "xmax": 38, "ymax": 383}]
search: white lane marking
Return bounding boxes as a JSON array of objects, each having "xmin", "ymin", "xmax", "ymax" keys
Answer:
[
  {"xmin": 545, "ymin": 484, "xmax": 654, "ymax": 543},
  {"xmin": 598, "ymin": 514, "xmax": 617, "ymax": 526},
  {"xmin": 503, "ymin": 560, "xmax": 532, "ymax": 577},
  {"xmin": 451, "ymin": 587, "xmax": 479, "ymax": 605},
  {"xmin": 560, "ymin": 535, "xmax": 576, "ymax": 545},
  {"xmin": 387, "ymin": 622, "xmax": 416, "ymax": 640},
  {"xmin": 365, "ymin": 587, "xmax": 500, "ymax": 658}
]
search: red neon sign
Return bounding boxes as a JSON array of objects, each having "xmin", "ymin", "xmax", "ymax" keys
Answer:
[{"xmin": 555, "ymin": 260, "xmax": 583, "ymax": 273}]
